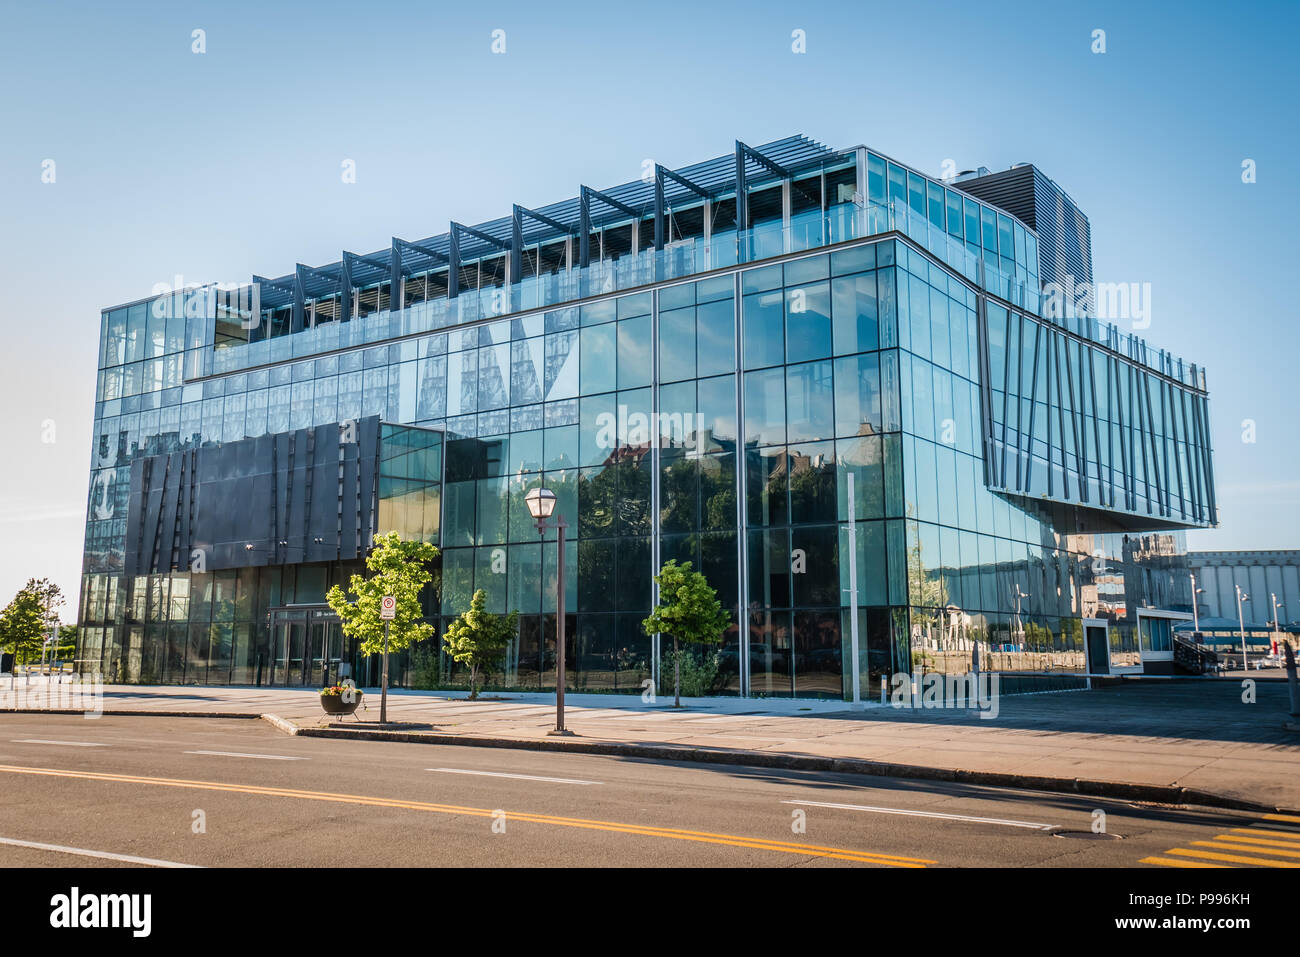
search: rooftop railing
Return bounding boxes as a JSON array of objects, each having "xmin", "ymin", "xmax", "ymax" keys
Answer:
[{"xmin": 203, "ymin": 199, "xmax": 1205, "ymax": 391}]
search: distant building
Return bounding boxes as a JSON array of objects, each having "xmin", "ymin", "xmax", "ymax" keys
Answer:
[{"xmin": 1189, "ymin": 550, "xmax": 1300, "ymax": 628}]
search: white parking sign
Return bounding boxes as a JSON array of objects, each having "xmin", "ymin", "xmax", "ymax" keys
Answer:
[{"xmin": 380, "ymin": 595, "xmax": 396, "ymax": 620}]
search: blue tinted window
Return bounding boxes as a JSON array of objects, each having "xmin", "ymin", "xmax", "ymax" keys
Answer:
[
  {"xmin": 887, "ymin": 164, "xmax": 907, "ymax": 207},
  {"xmin": 742, "ymin": 264, "xmax": 782, "ymax": 294},
  {"xmin": 945, "ymin": 190, "xmax": 963, "ymax": 236},
  {"xmin": 579, "ymin": 323, "xmax": 615, "ymax": 395},
  {"xmin": 981, "ymin": 207, "xmax": 997, "ymax": 253},
  {"xmin": 786, "ymin": 360, "xmax": 834, "ymax": 443},
  {"xmin": 743, "ymin": 368, "xmax": 785, "ymax": 447},
  {"xmin": 784, "ymin": 282, "xmax": 832, "ymax": 364},
  {"xmin": 742, "ymin": 290, "xmax": 785, "ymax": 369},
  {"xmin": 831, "ymin": 271, "xmax": 879, "ymax": 356},
  {"xmin": 617, "ymin": 315, "xmax": 651, "ymax": 389},
  {"xmin": 784, "ymin": 255, "xmax": 828, "ymax": 286},
  {"xmin": 658, "ymin": 306, "xmax": 695, "ymax": 383},
  {"xmin": 833, "ymin": 354, "xmax": 881, "ymax": 438},
  {"xmin": 926, "ymin": 181, "xmax": 944, "ymax": 227},
  {"xmin": 696, "ymin": 298, "xmax": 735, "ymax": 377},
  {"xmin": 997, "ymin": 214, "xmax": 1014, "ymax": 260},
  {"xmin": 867, "ymin": 154, "xmax": 887, "ymax": 206},
  {"xmin": 907, "ymin": 172, "xmax": 926, "ymax": 215},
  {"xmin": 618, "ymin": 292, "xmax": 651, "ymax": 319},
  {"xmin": 831, "ymin": 244, "xmax": 876, "ymax": 276},
  {"xmin": 697, "ymin": 374, "xmax": 737, "ymax": 448},
  {"xmin": 659, "ymin": 282, "xmax": 695, "ymax": 312},
  {"xmin": 580, "ymin": 298, "xmax": 616, "ymax": 326}
]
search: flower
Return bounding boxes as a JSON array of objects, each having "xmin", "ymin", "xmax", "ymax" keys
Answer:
[{"xmin": 320, "ymin": 684, "xmax": 363, "ymax": 697}]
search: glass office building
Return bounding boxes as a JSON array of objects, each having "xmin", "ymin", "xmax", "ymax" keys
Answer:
[{"xmin": 77, "ymin": 134, "xmax": 1216, "ymax": 695}]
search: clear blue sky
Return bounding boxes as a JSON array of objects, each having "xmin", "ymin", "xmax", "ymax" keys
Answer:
[{"xmin": 1, "ymin": 0, "xmax": 1296, "ymax": 613}]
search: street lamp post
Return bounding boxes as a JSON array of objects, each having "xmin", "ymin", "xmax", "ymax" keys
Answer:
[
  {"xmin": 1235, "ymin": 585, "xmax": 1250, "ymax": 671},
  {"xmin": 526, "ymin": 487, "xmax": 572, "ymax": 736},
  {"xmin": 1272, "ymin": 593, "xmax": 1285, "ymax": 656}
]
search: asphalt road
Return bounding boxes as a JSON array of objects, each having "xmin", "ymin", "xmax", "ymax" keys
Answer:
[{"xmin": 0, "ymin": 713, "xmax": 1292, "ymax": 868}]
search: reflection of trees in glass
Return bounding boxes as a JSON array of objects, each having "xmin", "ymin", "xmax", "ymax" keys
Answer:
[
  {"xmin": 702, "ymin": 468, "xmax": 735, "ymax": 530},
  {"xmin": 906, "ymin": 519, "xmax": 949, "ymax": 611},
  {"xmin": 660, "ymin": 458, "xmax": 695, "ymax": 532},
  {"xmin": 787, "ymin": 454, "xmax": 836, "ymax": 522},
  {"xmin": 577, "ymin": 456, "xmax": 651, "ymax": 537},
  {"xmin": 661, "ymin": 455, "xmax": 736, "ymax": 532}
]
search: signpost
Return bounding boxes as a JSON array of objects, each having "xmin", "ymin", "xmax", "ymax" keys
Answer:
[{"xmin": 379, "ymin": 595, "xmax": 395, "ymax": 723}]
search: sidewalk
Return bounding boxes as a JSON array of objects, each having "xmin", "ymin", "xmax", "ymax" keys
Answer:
[{"xmin": 10, "ymin": 679, "xmax": 1300, "ymax": 812}]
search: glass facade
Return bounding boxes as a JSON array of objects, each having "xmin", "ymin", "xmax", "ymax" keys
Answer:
[{"xmin": 77, "ymin": 136, "xmax": 1216, "ymax": 696}]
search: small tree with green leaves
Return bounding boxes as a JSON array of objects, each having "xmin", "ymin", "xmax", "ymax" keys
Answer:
[
  {"xmin": 1, "ymin": 578, "xmax": 64, "ymax": 667},
  {"xmin": 643, "ymin": 559, "xmax": 731, "ymax": 707},
  {"xmin": 0, "ymin": 589, "xmax": 45, "ymax": 666},
  {"xmin": 326, "ymin": 531, "xmax": 439, "ymax": 719},
  {"xmin": 443, "ymin": 589, "xmax": 519, "ymax": 700}
]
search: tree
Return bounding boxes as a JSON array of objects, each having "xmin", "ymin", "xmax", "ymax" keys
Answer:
[
  {"xmin": 442, "ymin": 589, "xmax": 519, "ymax": 700},
  {"xmin": 326, "ymin": 531, "xmax": 439, "ymax": 720},
  {"xmin": 55, "ymin": 625, "xmax": 78, "ymax": 661},
  {"xmin": 0, "ymin": 578, "xmax": 64, "ymax": 666},
  {"xmin": 0, "ymin": 590, "xmax": 45, "ymax": 666},
  {"xmin": 643, "ymin": 559, "xmax": 731, "ymax": 707}
]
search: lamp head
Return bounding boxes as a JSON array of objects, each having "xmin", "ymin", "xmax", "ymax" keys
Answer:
[{"xmin": 524, "ymin": 487, "xmax": 557, "ymax": 521}]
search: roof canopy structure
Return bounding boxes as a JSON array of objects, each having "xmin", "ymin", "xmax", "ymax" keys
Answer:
[{"xmin": 253, "ymin": 135, "xmax": 848, "ymax": 312}]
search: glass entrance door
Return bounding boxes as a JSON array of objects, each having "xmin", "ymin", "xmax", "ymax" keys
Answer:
[
  {"xmin": 276, "ymin": 620, "xmax": 305, "ymax": 685},
  {"xmin": 306, "ymin": 621, "xmax": 325, "ymax": 686},
  {"xmin": 1084, "ymin": 619, "xmax": 1109, "ymax": 675},
  {"xmin": 269, "ymin": 607, "xmax": 343, "ymax": 686}
]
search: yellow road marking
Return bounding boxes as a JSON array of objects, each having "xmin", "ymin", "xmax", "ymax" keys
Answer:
[
  {"xmin": 1236, "ymin": 828, "xmax": 1300, "ymax": 840},
  {"xmin": 1264, "ymin": 813, "xmax": 1300, "ymax": 824},
  {"xmin": 1214, "ymin": 834, "xmax": 1300, "ymax": 851},
  {"xmin": 1166, "ymin": 848, "xmax": 1299, "ymax": 868},
  {"xmin": 0, "ymin": 764, "xmax": 932, "ymax": 867},
  {"xmin": 1195, "ymin": 840, "xmax": 1300, "ymax": 859},
  {"xmin": 1139, "ymin": 856, "xmax": 1227, "ymax": 868}
]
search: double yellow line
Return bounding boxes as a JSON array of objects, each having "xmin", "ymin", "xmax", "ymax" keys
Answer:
[{"xmin": 0, "ymin": 763, "xmax": 933, "ymax": 867}]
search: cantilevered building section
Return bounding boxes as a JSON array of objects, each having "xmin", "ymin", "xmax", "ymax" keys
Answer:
[{"xmin": 78, "ymin": 134, "xmax": 1215, "ymax": 694}]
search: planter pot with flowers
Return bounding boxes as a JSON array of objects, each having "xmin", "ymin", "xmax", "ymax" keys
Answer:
[{"xmin": 320, "ymin": 683, "xmax": 364, "ymax": 716}]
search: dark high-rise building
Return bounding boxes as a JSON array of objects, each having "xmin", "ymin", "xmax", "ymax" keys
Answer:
[{"xmin": 76, "ymin": 135, "xmax": 1216, "ymax": 695}]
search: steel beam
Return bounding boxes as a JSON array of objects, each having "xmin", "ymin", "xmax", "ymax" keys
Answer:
[
  {"xmin": 579, "ymin": 185, "xmax": 641, "ymax": 267},
  {"xmin": 735, "ymin": 140, "xmax": 792, "ymax": 233}
]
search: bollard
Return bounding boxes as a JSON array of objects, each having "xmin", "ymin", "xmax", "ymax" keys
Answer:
[{"xmin": 1285, "ymin": 644, "xmax": 1299, "ymax": 718}]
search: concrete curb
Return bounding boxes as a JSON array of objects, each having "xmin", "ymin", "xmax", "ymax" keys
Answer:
[
  {"xmin": 259, "ymin": 713, "xmax": 300, "ymax": 735},
  {"xmin": 265, "ymin": 714, "xmax": 1298, "ymax": 816}
]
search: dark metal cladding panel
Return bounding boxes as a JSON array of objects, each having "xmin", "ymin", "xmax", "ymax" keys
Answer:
[
  {"xmin": 955, "ymin": 164, "xmax": 1094, "ymax": 291},
  {"xmin": 121, "ymin": 416, "xmax": 382, "ymax": 575},
  {"xmin": 123, "ymin": 458, "xmax": 146, "ymax": 576},
  {"xmin": 954, "ymin": 165, "xmax": 1038, "ymax": 229}
]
